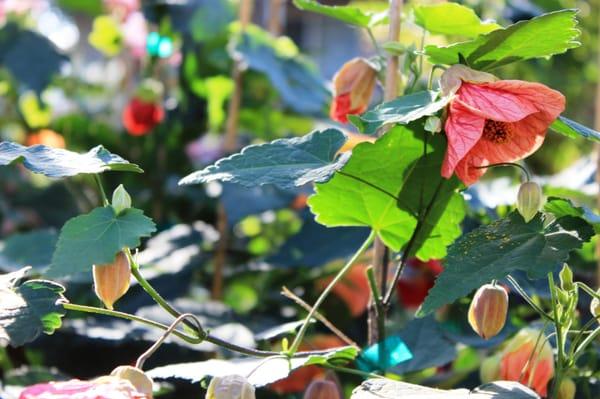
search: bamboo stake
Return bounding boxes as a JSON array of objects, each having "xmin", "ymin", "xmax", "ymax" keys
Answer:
[
  {"xmin": 368, "ymin": 0, "xmax": 403, "ymax": 346},
  {"xmin": 268, "ymin": 0, "xmax": 285, "ymax": 36},
  {"xmin": 595, "ymin": 17, "xmax": 600, "ymax": 288}
]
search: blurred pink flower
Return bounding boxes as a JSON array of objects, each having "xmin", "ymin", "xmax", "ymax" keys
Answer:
[
  {"xmin": 104, "ymin": 0, "xmax": 139, "ymax": 19},
  {"xmin": 122, "ymin": 11, "xmax": 147, "ymax": 58},
  {"xmin": 19, "ymin": 377, "xmax": 148, "ymax": 399},
  {"xmin": 186, "ymin": 134, "xmax": 224, "ymax": 166}
]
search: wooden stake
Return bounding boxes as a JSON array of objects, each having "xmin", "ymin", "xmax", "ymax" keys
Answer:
[
  {"xmin": 268, "ymin": 0, "xmax": 285, "ymax": 36},
  {"xmin": 368, "ymin": 0, "xmax": 403, "ymax": 346}
]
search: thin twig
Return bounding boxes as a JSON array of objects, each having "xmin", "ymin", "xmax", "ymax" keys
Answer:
[{"xmin": 281, "ymin": 286, "xmax": 359, "ymax": 348}]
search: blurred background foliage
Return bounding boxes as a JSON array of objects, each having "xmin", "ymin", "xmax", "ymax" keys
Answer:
[{"xmin": 0, "ymin": 0, "xmax": 599, "ymax": 398}]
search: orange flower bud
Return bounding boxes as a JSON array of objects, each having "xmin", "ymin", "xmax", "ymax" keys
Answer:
[
  {"xmin": 93, "ymin": 251, "xmax": 131, "ymax": 310},
  {"xmin": 517, "ymin": 182, "xmax": 543, "ymax": 223},
  {"xmin": 557, "ymin": 378, "xmax": 576, "ymax": 399},
  {"xmin": 330, "ymin": 58, "xmax": 377, "ymax": 123},
  {"xmin": 468, "ymin": 283, "xmax": 508, "ymax": 339},
  {"xmin": 111, "ymin": 366, "xmax": 153, "ymax": 398},
  {"xmin": 302, "ymin": 380, "xmax": 342, "ymax": 399}
]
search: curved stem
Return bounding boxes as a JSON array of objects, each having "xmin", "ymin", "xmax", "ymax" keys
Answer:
[
  {"xmin": 573, "ymin": 325, "xmax": 600, "ymax": 362},
  {"xmin": 289, "ymin": 230, "xmax": 376, "ymax": 355},
  {"xmin": 63, "ymin": 303, "xmax": 202, "ymax": 344},
  {"xmin": 427, "ymin": 64, "xmax": 447, "ymax": 91},
  {"xmin": 576, "ymin": 282, "xmax": 600, "ymax": 301},
  {"xmin": 506, "ymin": 275, "xmax": 554, "ymax": 322},
  {"xmin": 474, "ymin": 162, "xmax": 531, "ymax": 182},
  {"xmin": 94, "ymin": 174, "xmax": 109, "ymax": 206},
  {"xmin": 366, "ymin": 28, "xmax": 384, "ymax": 59},
  {"xmin": 136, "ymin": 313, "xmax": 199, "ymax": 369}
]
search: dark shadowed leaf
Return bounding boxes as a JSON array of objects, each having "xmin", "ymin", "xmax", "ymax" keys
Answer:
[
  {"xmin": 179, "ymin": 129, "xmax": 348, "ymax": 189},
  {"xmin": 0, "ymin": 267, "xmax": 66, "ymax": 347},
  {"xmin": 544, "ymin": 196, "xmax": 600, "ymax": 233},
  {"xmin": 418, "ymin": 212, "xmax": 594, "ymax": 316},
  {"xmin": 0, "ymin": 229, "xmax": 57, "ymax": 273},
  {"xmin": 0, "ymin": 142, "xmax": 142, "ymax": 177},
  {"xmin": 425, "ymin": 10, "xmax": 580, "ymax": 70},
  {"xmin": 551, "ymin": 116, "xmax": 600, "ymax": 142},
  {"xmin": 47, "ymin": 206, "xmax": 156, "ymax": 277}
]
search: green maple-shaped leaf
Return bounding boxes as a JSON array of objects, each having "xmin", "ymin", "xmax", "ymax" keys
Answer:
[
  {"xmin": 425, "ymin": 9, "xmax": 580, "ymax": 70},
  {"xmin": 179, "ymin": 129, "xmax": 348, "ymax": 189},
  {"xmin": 418, "ymin": 212, "xmax": 594, "ymax": 316},
  {"xmin": 308, "ymin": 124, "xmax": 465, "ymax": 260},
  {"xmin": 47, "ymin": 206, "xmax": 156, "ymax": 277},
  {"xmin": 0, "ymin": 267, "xmax": 66, "ymax": 347},
  {"xmin": 293, "ymin": 0, "xmax": 387, "ymax": 28},
  {"xmin": 0, "ymin": 142, "xmax": 142, "ymax": 177},
  {"xmin": 414, "ymin": 3, "xmax": 501, "ymax": 38}
]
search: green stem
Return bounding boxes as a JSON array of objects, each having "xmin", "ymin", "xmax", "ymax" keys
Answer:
[
  {"xmin": 573, "ymin": 325, "xmax": 600, "ymax": 362},
  {"xmin": 474, "ymin": 162, "xmax": 531, "ymax": 182},
  {"xmin": 288, "ymin": 230, "xmax": 376, "ymax": 355},
  {"xmin": 427, "ymin": 64, "xmax": 447, "ymax": 91},
  {"xmin": 94, "ymin": 174, "xmax": 109, "ymax": 206},
  {"xmin": 506, "ymin": 275, "xmax": 554, "ymax": 322},
  {"xmin": 576, "ymin": 282, "xmax": 600, "ymax": 301},
  {"xmin": 549, "ymin": 273, "xmax": 565, "ymax": 398},
  {"xmin": 569, "ymin": 316, "xmax": 600, "ymax": 359},
  {"xmin": 366, "ymin": 28, "xmax": 385, "ymax": 59},
  {"xmin": 63, "ymin": 303, "xmax": 202, "ymax": 344}
]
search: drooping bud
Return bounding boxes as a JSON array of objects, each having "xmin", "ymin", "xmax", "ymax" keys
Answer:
[
  {"xmin": 468, "ymin": 283, "xmax": 508, "ymax": 339},
  {"xmin": 516, "ymin": 182, "xmax": 543, "ymax": 223},
  {"xmin": 205, "ymin": 375, "xmax": 255, "ymax": 399},
  {"xmin": 112, "ymin": 184, "xmax": 132, "ymax": 214},
  {"xmin": 302, "ymin": 380, "xmax": 342, "ymax": 399},
  {"xmin": 93, "ymin": 251, "xmax": 131, "ymax": 310},
  {"xmin": 111, "ymin": 366, "xmax": 153, "ymax": 398},
  {"xmin": 557, "ymin": 378, "xmax": 576, "ymax": 399},
  {"xmin": 424, "ymin": 116, "xmax": 442, "ymax": 133},
  {"xmin": 559, "ymin": 264, "xmax": 574, "ymax": 291},
  {"xmin": 590, "ymin": 290, "xmax": 600, "ymax": 319},
  {"xmin": 330, "ymin": 58, "xmax": 378, "ymax": 123}
]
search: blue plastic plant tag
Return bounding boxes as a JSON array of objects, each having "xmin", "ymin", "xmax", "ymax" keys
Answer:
[{"xmin": 356, "ymin": 335, "xmax": 413, "ymax": 371}]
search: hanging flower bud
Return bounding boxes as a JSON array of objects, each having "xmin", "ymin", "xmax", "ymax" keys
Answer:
[
  {"xmin": 302, "ymin": 380, "xmax": 342, "ymax": 399},
  {"xmin": 468, "ymin": 283, "xmax": 508, "ymax": 339},
  {"xmin": 111, "ymin": 366, "xmax": 153, "ymax": 398},
  {"xmin": 559, "ymin": 264, "xmax": 574, "ymax": 291},
  {"xmin": 205, "ymin": 375, "xmax": 255, "ymax": 399},
  {"xmin": 516, "ymin": 182, "xmax": 543, "ymax": 223},
  {"xmin": 557, "ymin": 378, "xmax": 576, "ymax": 399},
  {"xmin": 591, "ymin": 290, "xmax": 600, "ymax": 319},
  {"xmin": 93, "ymin": 251, "xmax": 131, "ymax": 310},
  {"xmin": 330, "ymin": 58, "xmax": 378, "ymax": 123},
  {"xmin": 112, "ymin": 184, "xmax": 132, "ymax": 215}
]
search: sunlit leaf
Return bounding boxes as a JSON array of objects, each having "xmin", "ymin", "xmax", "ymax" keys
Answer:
[
  {"xmin": 293, "ymin": 0, "xmax": 387, "ymax": 28},
  {"xmin": 551, "ymin": 116, "xmax": 600, "ymax": 142},
  {"xmin": 308, "ymin": 125, "xmax": 465, "ymax": 260},
  {"xmin": 0, "ymin": 142, "xmax": 142, "ymax": 177},
  {"xmin": 414, "ymin": 3, "xmax": 500, "ymax": 38},
  {"xmin": 179, "ymin": 129, "xmax": 348, "ymax": 189},
  {"xmin": 425, "ymin": 10, "xmax": 580, "ymax": 70}
]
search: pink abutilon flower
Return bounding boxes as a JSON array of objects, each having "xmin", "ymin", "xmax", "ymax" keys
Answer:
[
  {"xmin": 19, "ymin": 377, "xmax": 148, "ymax": 399},
  {"xmin": 440, "ymin": 65, "xmax": 565, "ymax": 186}
]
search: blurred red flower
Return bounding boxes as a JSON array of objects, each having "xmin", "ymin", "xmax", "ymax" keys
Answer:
[
  {"xmin": 330, "ymin": 58, "xmax": 377, "ymax": 123},
  {"xmin": 122, "ymin": 98, "xmax": 164, "ymax": 136},
  {"xmin": 396, "ymin": 259, "xmax": 443, "ymax": 308}
]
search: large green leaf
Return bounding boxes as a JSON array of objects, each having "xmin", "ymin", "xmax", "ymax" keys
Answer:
[
  {"xmin": 147, "ymin": 346, "xmax": 356, "ymax": 386},
  {"xmin": 425, "ymin": 10, "xmax": 580, "ymax": 70},
  {"xmin": 550, "ymin": 116, "xmax": 600, "ymax": 143},
  {"xmin": 0, "ymin": 267, "xmax": 66, "ymax": 347},
  {"xmin": 544, "ymin": 197, "xmax": 600, "ymax": 233},
  {"xmin": 0, "ymin": 142, "xmax": 142, "ymax": 177},
  {"xmin": 417, "ymin": 212, "xmax": 594, "ymax": 316},
  {"xmin": 293, "ymin": 0, "xmax": 386, "ymax": 28},
  {"xmin": 413, "ymin": 3, "xmax": 500, "ymax": 38},
  {"xmin": 47, "ymin": 206, "xmax": 156, "ymax": 277},
  {"xmin": 179, "ymin": 129, "xmax": 348, "ymax": 189},
  {"xmin": 349, "ymin": 91, "xmax": 450, "ymax": 135},
  {"xmin": 308, "ymin": 125, "xmax": 465, "ymax": 259}
]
